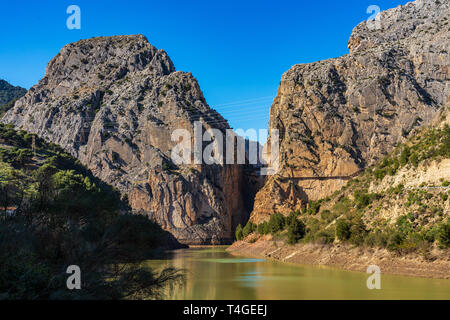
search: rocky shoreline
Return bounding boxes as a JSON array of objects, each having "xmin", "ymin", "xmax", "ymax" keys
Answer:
[{"xmin": 227, "ymin": 236, "xmax": 450, "ymax": 279}]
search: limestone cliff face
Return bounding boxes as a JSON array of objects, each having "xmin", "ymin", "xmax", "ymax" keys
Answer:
[
  {"xmin": 2, "ymin": 35, "xmax": 253, "ymax": 244},
  {"xmin": 251, "ymin": 0, "xmax": 450, "ymax": 222}
]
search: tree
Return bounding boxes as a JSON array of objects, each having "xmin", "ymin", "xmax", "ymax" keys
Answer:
[
  {"xmin": 438, "ymin": 221, "xmax": 450, "ymax": 248},
  {"xmin": 399, "ymin": 146, "xmax": 410, "ymax": 166},
  {"xmin": 257, "ymin": 221, "xmax": 269, "ymax": 235},
  {"xmin": 349, "ymin": 218, "xmax": 367, "ymax": 245},
  {"xmin": 235, "ymin": 224, "xmax": 243, "ymax": 241},
  {"xmin": 268, "ymin": 213, "xmax": 285, "ymax": 234},
  {"xmin": 0, "ymin": 163, "xmax": 26, "ymax": 216},
  {"xmin": 287, "ymin": 219, "xmax": 306, "ymax": 244},
  {"xmin": 34, "ymin": 164, "xmax": 57, "ymax": 214},
  {"xmin": 242, "ymin": 221, "xmax": 256, "ymax": 238},
  {"xmin": 336, "ymin": 220, "xmax": 351, "ymax": 241},
  {"xmin": 286, "ymin": 211, "xmax": 298, "ymax": 226}
]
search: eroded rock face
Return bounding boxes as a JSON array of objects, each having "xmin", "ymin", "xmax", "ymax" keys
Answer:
[
  {"xmin": 251, "ymin": 0, "xmax": 450, "ymax": 223},
  {"xmin": 2, "ymin": 35, "xmax": 254, "ymax": 244}
]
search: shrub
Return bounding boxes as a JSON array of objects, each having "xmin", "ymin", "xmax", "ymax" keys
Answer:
[
  {"xmin": 374, "ymin": 168, "xmax": 387, "ymax": 180},
  {"xmin": 364, "ymin": 231, "xmax": 389, "ymax": 248},
  {"xmin": 242, "ymin": 221, "xmax": 256, "ymax": 238},
  {"xmin": 162, "ymin": 162, "xmax": 170, "ymax": 171},
  {"xmin": 235, "ymin": 224, "xmax": 243, "ymax": 241},
  {"xmin": 286, "ymin": 211, "xmax": 298, "ymax": 226},
  {"xmin": 257, "ymin": 222, "xmax": 268, "ymax": 235},
  {"xmin": 353, "ymin": 190, "xmax": 378, "ymax": 209},
  {"xmin": 348, "ymin": 218, "xmax": 368, "ymax": 245},
  {"xmin": 387, "ymin": 232, "xmax": 405, "ymax": 251},
  {"xmin": 399, "ymin": 146, "xmax": 410, "ymax": 166},
  {"xmin": 437, "ymin": 221, "xmax": 450, "ymax": 248},
  {"xmin": 268, "ymin": 213, "xmax": 285, "ymax": 234},
  {"xmin": 336, "ymin": 220, "xmax": 351, "ymax": 241},
  {"xmin": 320, "ymin": 209, "xmax": 338, "ymax": 223},
  {"xmin": 315, "ymin": 229, "xmax": 335, "ymax": 244},
  {"xmin": 409, "ymin": 153, "xmax": 419, "ymax": 167},
  {"xmin": 287, "ymin": 219, "xmax": 306, "ymax": 244},
  {"xmin": 305, "ymin": 201, "xmax": 321, "ymax": 215}
]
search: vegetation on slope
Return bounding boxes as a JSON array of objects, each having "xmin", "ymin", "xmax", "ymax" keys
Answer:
[
  {"xmin": 239, "ymin": 112, "xmax": 450, "ymax": 255},
  {"xmin": 0, "ymin": 80, "xmax": 26, "ymax": 117},
  {"xmin": 0, "ymin": 123, "xmax": 182, "ymax": 299}
]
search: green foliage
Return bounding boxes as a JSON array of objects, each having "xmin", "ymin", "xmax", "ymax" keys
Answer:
[
  {"xmin": 320, "ymin": 209, "xmax": 339, "ymax": 223},
  {"xmin": 315, "ymin": 229, "xmax": 335, "ymax": 244},
  {"xmin": 284, "ymin": 119, "xmax": 450, "ymax": 252},
  {"xmin": 286, "ymin": 211, "xmax": 298, "ymax": 226},
  {"xmin": 332, "ymin": 197, "xmax": 352, "ymax": 216},
  {"xmin": 348, "ymin": 218, "xmax": 367, "ymax": 245},
  {"xmin": 437, "ymin": 221, "xmax": 450, "ymax": 248},
  {"xmin": 336, "ymin": 220, "xmax": 351, "ymax": 241},
  {"xmin": 399, "ymin": 146, "xmax": 410, "ymax": 166},
  {"xmin": 257, "ymin": 221, "xmax": 269, "ymax": 235},
  {"xmin": 0, "ymin": 80, "xmax": 26, "ymax": 116},
  {"xmin": 235, "ymin": 224, "xmax": 243, "ymax": 241},
  {"xmin": 387, "ymin": 232, "xmax": 405, "ymax": 251},
  {"xmin": 353, "ymin": 189, "xmax": 378, "ymax": 209},
  {"xmin": 268, "ymin": 213, "xmax": 286, "ymax": 234},
  {"xmin": 242, "ymin": 221, "xmax": 256, "ymax": 238},
  {"xmin": 162, "ymin": 162, "xmax": 170, "ymax": 171},
  {"xmin": 305, "ymin": 200, "xmax": 321, "ymax": 215},
  {"xmin": 0, "ymin": 125, "xmax": 181, "ymax": 299},
  {"xmin": 287, "ymin": 219, "xmax": 306, "ymax": 244}
]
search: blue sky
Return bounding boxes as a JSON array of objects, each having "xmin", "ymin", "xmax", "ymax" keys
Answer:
[{"xmin": 0, "ymin": 0, "xmax": 407, "ymax": 133}]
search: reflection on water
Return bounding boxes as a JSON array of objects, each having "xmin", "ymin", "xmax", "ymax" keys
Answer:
[{"xmin": 145, "ymin": 247, "xmax": 450, "ymax": 300}]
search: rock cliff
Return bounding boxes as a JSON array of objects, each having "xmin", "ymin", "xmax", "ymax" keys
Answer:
[
  {"xmin": 2, "ymin": 35, "xmax": 254, "ymax": 244},
  {"xmin": 251, "ymin": 0, "xmax": 450, "ymax": 222}
]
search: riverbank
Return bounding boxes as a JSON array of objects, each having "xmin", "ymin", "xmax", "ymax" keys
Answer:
[{"xmin": 226, "ymin": 236, "xmax": 450, "ymax": 279}]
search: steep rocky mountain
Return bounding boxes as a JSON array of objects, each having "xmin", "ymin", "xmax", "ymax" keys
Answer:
[
  {"xmin": 228, "ymin": 105, "xmax": 449, "ymax": 278},
  {"xmin": 2, "ymin": 35, "xmax": 255, "ymax": 244},
  {"xmin": 0, "ymin": 80, "xmax": 27, "ymax": 116},
  {"xmin": 251, "ymin": 0, "xmax": 450, "ymax": 222}
]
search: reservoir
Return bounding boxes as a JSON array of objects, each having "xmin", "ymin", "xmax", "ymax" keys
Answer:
[{"xmin": 145, "ymin": 247, "xmax": 450, "ymax": 300}]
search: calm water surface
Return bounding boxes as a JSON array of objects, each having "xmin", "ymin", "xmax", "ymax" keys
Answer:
[{"xmin": 145, "ymin": 247, "xmax": 450, "ymax": 300}]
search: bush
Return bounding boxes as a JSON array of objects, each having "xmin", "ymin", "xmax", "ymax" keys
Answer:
[
  {"xmin": 437, "ymin": 222, "xmax": 450, "ymax": 248},
  {"xmin": 235, "ymin": 224, "xmax": 243, "ymax": 241},
  {"xmin": 348, "ymin": 219, "xmax": 368, "ymax": 245},
  {"xmin": 336, "ymin": 220, "xmax": 351, "ymax": 241},
  {"xmin": 353, "ymin": 190, "xmax": 378, "ymax": 209},
  {"xmin": 399, "ymin": 146, "xmax": 410, "ymax": 166},
  {"xmin": 257, "ymin": 221, "xmax": 269, "ymax": 235},
  {"xmin": 268, "ymin": 213, "xmax": 285, "ymax": 234},
  {"xmin": 286, "ymin": 211, "xmax": 298, "ymax": 226},
  {"xmin": 364, "ymin": 231, "xmax": 389, "ymax": 248},
  {"xmin": 315, "ymin": 229, "xmax": 335, "ymax": 244},
  {"xmin": 320, "ymin": 209, "xmax": 338, "ymax": 223},
  {"xmin": 305, "ymin": 201, "xmax": 321, "ymax": 215},
  {"xmin": 387, "ymin": 232, "xmax": 405, "ymax": 251},
  {"xmin": 287, "ymin": 219, "xmax": 306, "ymax": 244},
  {"xmin": 242, "ymin": 221, "xmax": 256, "ymax": 238}
]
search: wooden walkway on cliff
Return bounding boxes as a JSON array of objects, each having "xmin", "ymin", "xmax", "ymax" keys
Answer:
[{"xmin": 245, "ymin": 166, "xmax": 363, "ymax": 180}]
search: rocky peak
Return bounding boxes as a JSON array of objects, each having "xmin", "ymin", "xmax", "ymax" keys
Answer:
[
  {"xmin": 251, "ymin": 0, "xmax": 449, "ymax": 222},
  {"xmin": 2, "ymin": 35, "xmax": 254, "ymax": 244},
  {"xmin": 349, "ymin": 0, "xmax": 448, "ymax": 54}
]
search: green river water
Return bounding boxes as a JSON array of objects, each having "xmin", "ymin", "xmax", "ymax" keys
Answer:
[{"xmin": 145, "ymin": 247, "xmax": 450, "ymax": 300}]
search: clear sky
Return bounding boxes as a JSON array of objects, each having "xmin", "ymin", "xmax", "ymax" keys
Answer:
[{"xmin": 0, "ymin": 0, "xmax": 407, "ymax": 133}]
